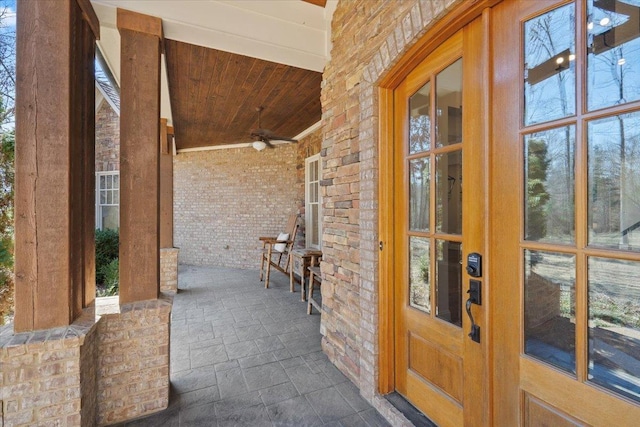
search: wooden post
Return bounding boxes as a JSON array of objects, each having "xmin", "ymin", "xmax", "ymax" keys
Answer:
[
  {"xmin": 160, "ymin": 119, "xmax": 174, "ymax": 249},
  {"xmin": 117, "ymin": 9, "xmax": 163, "ymax": 304},
  {"xmin": 14, "ymin": 0, "xmax": 99, "ymax": 332},
  {"xmin": 82, "ymin": 17, "xmax": 97, "ymax": 307}
]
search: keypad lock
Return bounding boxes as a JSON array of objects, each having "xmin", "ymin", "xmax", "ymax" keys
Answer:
[{"xmin": 466, "ymin": 252, "xmax": 482, "ymax": 277}]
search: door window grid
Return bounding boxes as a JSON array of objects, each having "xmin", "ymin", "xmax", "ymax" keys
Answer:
[
  {"xmin": 521, "ymin": 0, "xmax": 640, "ymax": 403},
  {"xmin": 407, "ymin": 58, "xmax": 463, "ymax": 327}
]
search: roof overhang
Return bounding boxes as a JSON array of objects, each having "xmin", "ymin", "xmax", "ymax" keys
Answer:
[{"xmin": 90, "ymin": 0, "xmax": 337, "ymax": 139}]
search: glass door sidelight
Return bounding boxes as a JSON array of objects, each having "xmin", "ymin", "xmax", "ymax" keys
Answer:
[{"xmin": 493, "ymin": 0, "xmax": 640, "ymax": 424}]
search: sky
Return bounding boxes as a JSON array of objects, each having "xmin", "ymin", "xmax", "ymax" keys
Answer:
[
  {"xmin": 0, "ymin": 0, "xmax": 15, "ymax": 129},
  {"xmin": 2, "ymin": 0, "xmax": 15, "ymax": 30}
]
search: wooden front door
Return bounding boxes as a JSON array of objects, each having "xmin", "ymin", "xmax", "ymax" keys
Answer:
[
  {"xmin": 392, "ymin": 18, "xmax": 489, "ymax": 426},
  {"xmin": 492, "ymin": 0, "xmax": 640, "ymax": 425}
]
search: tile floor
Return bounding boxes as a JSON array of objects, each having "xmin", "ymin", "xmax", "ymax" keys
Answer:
[{"xmin": 115, "ymin": 265, "xmax": 392, "ymax": 427}]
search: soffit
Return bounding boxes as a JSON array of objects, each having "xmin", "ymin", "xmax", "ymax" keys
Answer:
[
  {"xmin": 165, "ymin": 39, "xmax": 322, "ymax": 150},
  {"xmin": 90, "ymin": 0, "xmax": 335, "ymax": 149}
]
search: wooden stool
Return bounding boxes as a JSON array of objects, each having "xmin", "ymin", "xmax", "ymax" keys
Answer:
[
  {"xmin": 289, "ymin": 249, "xmax": 322, "ymax": 301},
  {"xmin": 307, "ymin": 266, "xmax": 322, "ymax": 314}
]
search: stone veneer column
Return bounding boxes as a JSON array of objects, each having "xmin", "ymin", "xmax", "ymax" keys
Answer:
[
  {"xmin": 320, "ymin": 0, "xmax": 462, "ymax": 425},
  {"xmin": 117, "ymin": 8, "xmax": 163, "ymax": 304},
  {"xmin": 14, "ymin": 0, "xmax": 99, "ymax": 332}
]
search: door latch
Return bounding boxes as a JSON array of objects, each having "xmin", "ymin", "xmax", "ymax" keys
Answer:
[{"xmin": 465, "ymin": 280, "xmax": 482, "ymax": 343}]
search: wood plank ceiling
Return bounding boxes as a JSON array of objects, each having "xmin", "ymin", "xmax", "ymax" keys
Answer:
[{"xmin": 165, "ymin": 39, "xmax": 322, "ymax": 150}]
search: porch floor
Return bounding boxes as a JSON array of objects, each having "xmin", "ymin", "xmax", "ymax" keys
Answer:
[{"xmin": 115, "ymin": 265, "xmax": 391, "ymax": 427}]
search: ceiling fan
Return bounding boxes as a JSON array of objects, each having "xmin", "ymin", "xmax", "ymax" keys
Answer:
[{"xmin": 250, "ymin": 106, "xmax": 297, "ymax": 150}]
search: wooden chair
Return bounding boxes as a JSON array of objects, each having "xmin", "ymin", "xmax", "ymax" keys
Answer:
[
  {"xmin": 307, "ymin": 265, "xmax": 322, "ymax": 315},
  {"xmin": 259, "ymin": 214, "xmax": 299, "ymax": 288}
]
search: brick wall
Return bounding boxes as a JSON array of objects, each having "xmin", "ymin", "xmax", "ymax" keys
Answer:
[
  {"xmin": 320, "ymin": 0, "xmax": 461, "ymax": 422},
  {"xmin": 174, "ymin": 132, "xmax": 320, "ymax": 269},
  {"xmin": 95, "ymin": 101, "xmax": 119, "ymax": 173}
]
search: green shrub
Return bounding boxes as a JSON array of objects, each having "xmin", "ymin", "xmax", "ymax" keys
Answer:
[
  {"xmin": 95, "ymin": 228, "xmax": 119, "ymax": 286},
  {"xmin": 97, "ymin": 258, "xmax": 119, "ymax": 297}
]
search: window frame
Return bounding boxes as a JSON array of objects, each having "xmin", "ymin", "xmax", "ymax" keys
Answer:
[
  {"xmin": 305, "ymin": 153, "xmax": 322, "ymax": 249},
  {"xmin": 95, "ymin": 171, "xmax": 120, "ymax": 230}
]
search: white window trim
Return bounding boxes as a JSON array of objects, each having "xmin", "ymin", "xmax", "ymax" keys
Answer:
[
  {"xmin": 95, "ymin": 171, "xmax": 120, "ymax": 230},
  {"xmin": 305, "ymin": 153, "xmax": 322, "ymax": 249}
]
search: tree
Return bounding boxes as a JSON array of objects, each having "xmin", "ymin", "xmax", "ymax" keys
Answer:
[
  {"xmin": 527, "ymin": 139, "xmax": 551, "ymax": 241},
  {"xmin": 0, "ymin": 129, "xmax": 13, "ymax": 323},
  {"xmin": 0, "ymin": 2, "xmax": 15, "ymax": 323},
  {"xmin": 0, "ymin": 4, "xmax": 15, "ymax": 125}
]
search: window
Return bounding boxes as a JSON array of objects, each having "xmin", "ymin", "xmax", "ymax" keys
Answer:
[
  {"xmin": 305, "ymin": 154, "xmax": 322, "ymax": 249},
  {"xmin": 96, "ymin": 171, "xmax": 119, "ymax": 230}
]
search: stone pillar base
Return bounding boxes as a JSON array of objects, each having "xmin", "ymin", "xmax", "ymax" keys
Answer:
[
  {"xmin": 0, "ymin": 309, "xmax": 99, "ymax": 427},
  {"xmin": 96, "ymin": 294, "xmax": 173, "ymax": 426},
  {"xmin": 0, "ymin": 294, "xmax": 173, "ymax": 427},
  {"xmin": 160, "ymin": 248, "xmax": 179, "ymax": 293}
]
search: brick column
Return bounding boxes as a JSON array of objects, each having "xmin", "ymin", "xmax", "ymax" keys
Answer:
[
  {"xmin": 14, "ymin": 0, "xmax": 99, "ymax": 332},
  {"xmin": 117, "ymin": 9, "xmax": 163, "ymax": 304}
]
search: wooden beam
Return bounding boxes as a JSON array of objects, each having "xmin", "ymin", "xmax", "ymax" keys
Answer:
[
  {"xmin": 76, "ymin": 0, "xmax": 100, "ymax": 40},
  {"xmin": 302, "ymin": 0, "xmax": 327, "ymax": 7},
  {"xmin": 15, "ymin": 0, "xmax": 96, "ymax": 331},
  {"xmin": 82, "ymin": 18, "xmax": 97, "ymax": 307},
  {"xmin": 160, "ymin": 119, "xmax": 174, "ymax": 249},
  {"xmin": 118, "ymin": 11, "xmax": 163, "ymax": 304},
  {"xmin": 117, "ymin": 8, "xmax": 163, "ymax": 38}
]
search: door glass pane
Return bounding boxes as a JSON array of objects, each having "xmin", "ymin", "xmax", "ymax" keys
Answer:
[
  {"xmin": 436, "ymin": 59, "xmax": 462, "ymax": 148},
  {"xmin": 410, "ymin": 82, "xmax": 431, "ymax": 154},
  {"xmin": 100, "ymin": 190, "xmax": 106, "ymax": 204},
  {"xmin": 524, "ymin": 250, "xmax": 576, "ymax": 375},
  {"xmin": 588, "ymin": 257, "xmax": 640, "ymax": 402},
  {"xmin": 524, "ymin": 3, "xmax": 576, "ymax": 125},
  {"xmin": 587, "ymin": 0, "xmax": 640, "ymax": 111},
  {"xmin": 436, "ymin": 151, "xmax": 462, "ymax": 234},
  {"xmin": 588, "ymin": 112, "xmax": 640, "ymax": 251},
  {"xmin": 410, "ymin": 158, "xmax": 430, "ymax": 232},
  {"xmin": 524, "ymin": 126, "xmax": 575, "ymax": 244},
  {"xmin": 436, "ymin": 240, "xmax": 462, "ymax": 326},
  {"xmin": 410, "ymin": 236, "xmax": 430, "ymax": 313}
]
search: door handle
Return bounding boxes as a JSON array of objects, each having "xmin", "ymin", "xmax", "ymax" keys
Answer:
[{"xmin": 466, "ymin": 280, "xmax": 481, "ymax": 343}]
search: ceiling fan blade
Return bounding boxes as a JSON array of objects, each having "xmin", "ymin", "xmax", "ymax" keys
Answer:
[{"xmin": 266, "ymin": 136, "xmax": 298, "ymax": 143}]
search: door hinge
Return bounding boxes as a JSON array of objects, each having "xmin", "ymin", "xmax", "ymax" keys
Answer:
[{"xmin": 379, "ymin": 241, "xmax": 384, "ymax": 251}]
